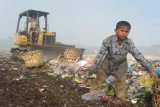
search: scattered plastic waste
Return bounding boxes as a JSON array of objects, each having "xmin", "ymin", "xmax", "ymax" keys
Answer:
[
  {"xmin": 131, "ymin": 99, "xmax": 138, "ymax": 104},
  {"xmin": 47, "ymin": 73, "xmax": 55, "ymax": 76},
  {"xmin": 156, "ymin": 68, "xmax": 160, "ymax": 78},
  {"xmin": 38, "ymin": 88, "xmax": 44, "ymax": 93},
  {"xmin": 101, "ymin": 95, "xmax": 111, "ymax": 101},
  {"xmin": 13, "ymin": 75, "xmax": 27, "ymax": 81},
  {"xmin": 43, "ymin": 85, "xmax": 49, "ymax": 88},
  {"xmin": 139, "ymin": 74, "xmax": 154, "ymax": 88},
  {"xmin": 77, "ymin": 60, "xmax": 88, "ymax": 67},
  {"xmin": 81, "ymin": 90, "xmax": 106, "ymax": 101},
  {"xmin": 106, "ymin": 75, "xmax": 115, "ymax": 86},
  {"xmin": 84, "ymin": 82, "xmax": 92, "ymax": 87},
  {"xmin": 12, "ymin": 68, "xmax": 18, "ymax": 71}
]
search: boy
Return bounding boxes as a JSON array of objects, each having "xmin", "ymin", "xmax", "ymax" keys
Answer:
[{"xmin": 88, "ymin": 21, "xmax": 157, "ymax": 103}]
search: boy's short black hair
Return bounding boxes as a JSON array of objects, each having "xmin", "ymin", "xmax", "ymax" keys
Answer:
[{"xmin": 116, "ymin": 21, "xmax": 131, "ymax": 29}]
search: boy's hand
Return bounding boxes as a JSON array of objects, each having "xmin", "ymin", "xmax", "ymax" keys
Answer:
[
  {"xmin": 86, "ymin": 66, "xmax": 96, "ymax": 76},
  {"xmin": 149, "ymin": 71, "xmax": 157, "ymax": 78}
]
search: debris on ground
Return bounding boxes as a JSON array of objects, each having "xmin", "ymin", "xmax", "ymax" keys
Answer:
[{"xmin": 0, "ymin": 50, "xmax": 160, "ymax": 107}]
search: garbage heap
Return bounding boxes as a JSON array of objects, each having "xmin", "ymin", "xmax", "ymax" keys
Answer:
[{"xmin": 19, "ymin": 49, "xmax": 160, "ymax": 106}]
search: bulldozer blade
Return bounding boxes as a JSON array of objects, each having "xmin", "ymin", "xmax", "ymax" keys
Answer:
[{"xmin": 30, "ymin": 45, "xmax": 85, "ymax": 62}]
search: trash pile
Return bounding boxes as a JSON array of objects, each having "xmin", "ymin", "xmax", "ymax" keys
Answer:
[
  {"xmin": 43, "ymin": 49, "xmax": 93, "ymax": 78},
  {"xmin": 10, "ymin": 49, "xmax": 160, "ymax": 106},
  {"xmin": 125, "ymin": 61, "xmax": 160, "ymax": 106},
  {"xmin": 43, "ymin": 51, "xmax": 159, "ymax": 105}
]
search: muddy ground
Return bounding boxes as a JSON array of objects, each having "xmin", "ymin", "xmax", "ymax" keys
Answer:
[{"xmin": 0, "ymin": 52, "xmax": 150, "ymax": 107}]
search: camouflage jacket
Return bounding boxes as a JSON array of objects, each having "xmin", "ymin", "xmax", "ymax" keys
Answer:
[{"xmin": 93, "ymin": 35, "xmax": 153, "ymax": 73}]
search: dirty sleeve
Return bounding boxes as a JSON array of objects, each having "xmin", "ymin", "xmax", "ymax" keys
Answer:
[
  {"xmin": 92, "ymin": 37, "xmax": 111, "ymax": 73},
  {"xmin": 128, "ymin": 39, "xmax": 153, "ymax": 72}
]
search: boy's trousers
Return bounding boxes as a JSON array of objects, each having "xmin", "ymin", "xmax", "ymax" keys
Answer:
[{"xmin": 91, "ymin": 59, "xmax": 128, "ymax": 100}]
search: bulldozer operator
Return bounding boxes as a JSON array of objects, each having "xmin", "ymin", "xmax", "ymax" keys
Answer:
[
  {"xmin": 29, "ymin": 14, "xmax": 38, "ymax": 31},
  {"xmin": 28, "ymin": 14, "xmax": 39, "ymax": 44}
]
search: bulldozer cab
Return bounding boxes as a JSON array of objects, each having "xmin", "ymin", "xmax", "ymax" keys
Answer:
[
  {"xmin": 16, "ymin": 9, "xmax": 48, "ymax": 32},
  {"xmin": 15, "ymin": 9, "xmax": 56, "ymax": 46}
]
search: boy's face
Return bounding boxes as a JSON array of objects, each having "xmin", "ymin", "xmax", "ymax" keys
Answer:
[{"xmin": 115, "ymin": 26, "xmax": 130, "ymax": 41}]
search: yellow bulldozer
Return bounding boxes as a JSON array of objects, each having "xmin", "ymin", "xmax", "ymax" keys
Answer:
[{"xmin": 11, "ymin": 10, "xmax": 85, "ymax": 67}]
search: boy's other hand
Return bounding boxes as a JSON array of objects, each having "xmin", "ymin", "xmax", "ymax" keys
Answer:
[{"xmin": 149, "ymin": 71, "xmax": 157, "ymax": 78}]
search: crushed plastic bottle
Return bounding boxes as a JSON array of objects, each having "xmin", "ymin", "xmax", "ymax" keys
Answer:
[{"xmin": 81, "ymin": 90, "xmax": 105, "ymax": 101}]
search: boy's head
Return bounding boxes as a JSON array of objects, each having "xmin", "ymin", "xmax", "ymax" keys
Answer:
[
  {"xmin": 115, "ymin": 21, "xmax": 131, "ymax": 41},
  {"xmin": 116, "ymin": 21, "xmax": 131, "ymax": 30}
]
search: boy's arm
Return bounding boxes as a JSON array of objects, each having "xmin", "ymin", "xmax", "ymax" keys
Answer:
[
  {"xmin": 128, "ymin": 39, "xmax": 153, "ymax": 73},
  {"xmin": 90, "ymin": 38, "xmax": 110, "ymax": 74}
]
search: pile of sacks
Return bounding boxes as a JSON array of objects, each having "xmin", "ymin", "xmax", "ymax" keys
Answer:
[{"xmin": 152, "ymin": 79, "xmax": 160, "ymax": 107}]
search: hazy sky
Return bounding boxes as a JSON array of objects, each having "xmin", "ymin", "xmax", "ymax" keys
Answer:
[{"xmin": 0, "ymin": 0, "xmax": 160, "ymax": 48}]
